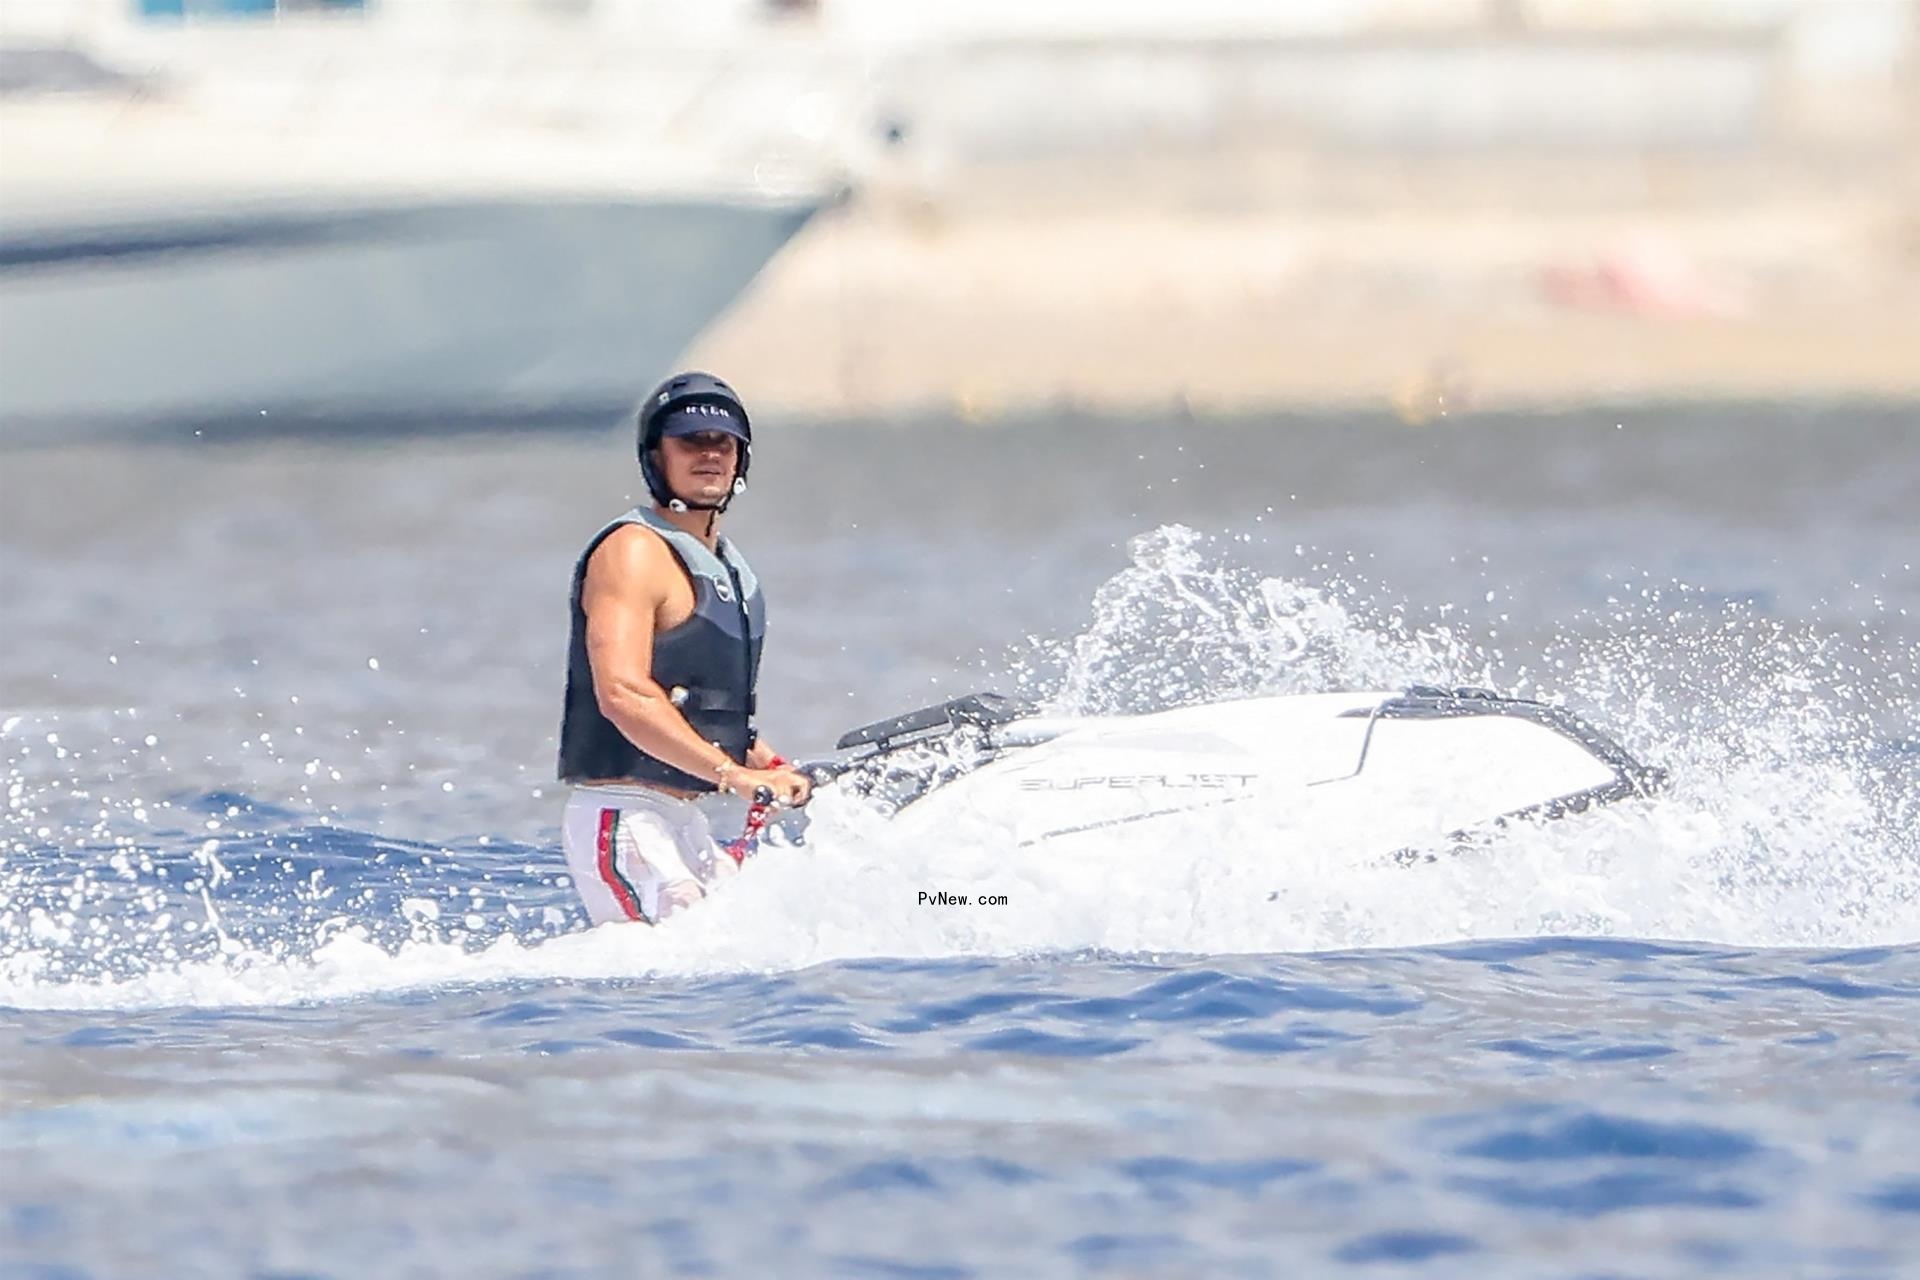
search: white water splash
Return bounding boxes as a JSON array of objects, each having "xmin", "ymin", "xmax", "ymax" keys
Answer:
[
  {"xmin": 3, "ymin": 524, "xmax": 1916, "ymax": 1009},
  {"xmin": 1051, "ymin": 526, "xmax": 1472, "ymax": 714}
]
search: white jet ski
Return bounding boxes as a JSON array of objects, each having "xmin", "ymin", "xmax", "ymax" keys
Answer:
[{"xmin": 792, "ymin": 687, "xmax": 1664, "ymax": 860}]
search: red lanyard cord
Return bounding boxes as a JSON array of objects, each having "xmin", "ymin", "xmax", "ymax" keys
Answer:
[{"xmin": 723, "ymin": 755, "xmax": 786, "ymax": 864}]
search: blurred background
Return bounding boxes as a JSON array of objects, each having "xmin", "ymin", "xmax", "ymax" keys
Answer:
[
  {"xmin": 1, "ymin": 1, "xmax": 1916, "ymax": 787},
  {"xmin": 2, "ymin": 0, "xmax": 1917, "ymax": 433}
]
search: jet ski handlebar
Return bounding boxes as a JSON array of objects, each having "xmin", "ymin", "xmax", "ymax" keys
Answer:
[
  {"xmin": 794, "ymin": 760, "xmax": 847, "ymax": 787},
  {"xmin": 798, "ymin": 716, "xmax": 1081, "ymax": 790}
]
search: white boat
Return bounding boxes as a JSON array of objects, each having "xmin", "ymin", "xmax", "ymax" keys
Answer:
[
  {"xmin": 792, "ymin": 687, "xmax": 1665, "ymax": 860},
  {"xmin": 0, "ymin": 199, "xmax": 814, "ymax": 441}
]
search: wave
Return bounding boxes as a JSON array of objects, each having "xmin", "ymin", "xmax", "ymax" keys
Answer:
[{"xmin": 4, "ymin": 524, "xmax": 1915, "ymax": 1009}]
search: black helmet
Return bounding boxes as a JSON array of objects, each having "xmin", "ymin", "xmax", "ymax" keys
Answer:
[{"xmin": 636, "ymin": 371, "xmax": 753, "ymax": 512}]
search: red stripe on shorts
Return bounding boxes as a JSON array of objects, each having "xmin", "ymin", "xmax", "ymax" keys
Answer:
[{"xmin": 596, "ymin": 807, "xmax": 644, "ymax": 922}]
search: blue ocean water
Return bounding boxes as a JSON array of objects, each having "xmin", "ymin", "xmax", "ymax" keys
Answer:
[
  {"xmin": 4, "ymin": 414, "xmax": 1918, "ymax": 1276},
  {"xmin": 5, "ymin": 897, "xmax": 1918, "ymax": 1277}
]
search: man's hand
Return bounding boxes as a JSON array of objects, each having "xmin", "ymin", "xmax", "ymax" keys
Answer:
[{"xmin": 724, "ymin": 765, "xmax": 812, "ymax": 808}]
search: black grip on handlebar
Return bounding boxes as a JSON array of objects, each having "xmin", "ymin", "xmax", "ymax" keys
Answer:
[
  {"xmin": 796, "ymin": 761, "xmax": 845, "ymax": 787},
  {"xmin": 753, "ymin": 785, "xmax": 776, "ymax": 806}
]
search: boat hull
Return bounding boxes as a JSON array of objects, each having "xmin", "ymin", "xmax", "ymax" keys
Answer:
[{"xmin": 0, "ymin": 199, "xmax": 814, "ymax": 441}]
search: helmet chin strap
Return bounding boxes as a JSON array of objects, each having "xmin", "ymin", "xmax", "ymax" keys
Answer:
[
  {"xmin": 665, "ymin": 476, "xmax": 748, "ymax": 517},
  {"xmin": 665, "ymin": 496, "xmax": 721, "ymax": 539}
]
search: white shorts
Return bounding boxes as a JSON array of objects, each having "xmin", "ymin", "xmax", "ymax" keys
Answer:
[{"xmin": 561, "ymin": 785, "xmax": 737, "ymax": 925}]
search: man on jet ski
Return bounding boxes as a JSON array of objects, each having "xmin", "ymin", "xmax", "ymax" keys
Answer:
[{"xmin": 556, "ymin": 372, "xmax": 812, "ymax": 925}]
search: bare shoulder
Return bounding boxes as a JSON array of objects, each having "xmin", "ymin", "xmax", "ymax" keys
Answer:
[{"xmin": 583, "ymin": 522, "xmax": 675, "ymax": 603}]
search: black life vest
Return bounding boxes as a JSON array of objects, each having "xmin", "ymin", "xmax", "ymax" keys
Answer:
[{"xmin": 557, "ymin": 507, "xmax": 765, "ymax": 790}]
